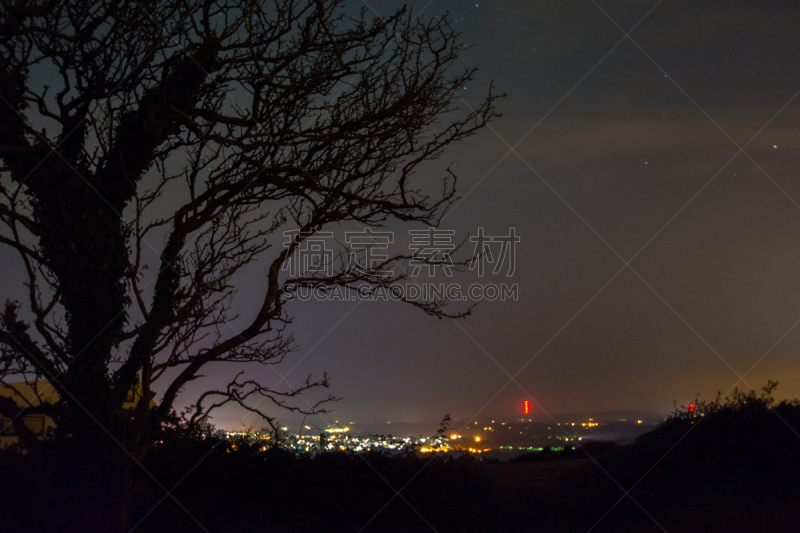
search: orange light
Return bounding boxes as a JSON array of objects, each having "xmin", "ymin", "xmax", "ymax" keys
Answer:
[
  {"xmin": 689, "ymin": 403, "xmax": 695, "ymax": 413},
  {"xmin": 523, "ymin": 400, "xmax": 530, "ymax": 414}
]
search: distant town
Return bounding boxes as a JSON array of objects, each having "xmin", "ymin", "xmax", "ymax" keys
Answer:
[{"xmin": 224, "ymin": 416, "xmax": 660, "ymax": 457}]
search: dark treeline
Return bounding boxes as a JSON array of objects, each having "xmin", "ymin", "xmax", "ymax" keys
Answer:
[{"xmin": 3, "ymin": 383, "xmax": 800, "ymax": 532}]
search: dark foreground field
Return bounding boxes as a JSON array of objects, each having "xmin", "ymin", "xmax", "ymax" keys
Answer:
[{"xmin": 3, "ymin": 390, "xmax": 800, "ymax": 532}]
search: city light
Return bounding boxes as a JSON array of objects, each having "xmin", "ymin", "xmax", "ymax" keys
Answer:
[{"xmin": 215, "ymin": 415, "xmax": 656, "ymax": 460}]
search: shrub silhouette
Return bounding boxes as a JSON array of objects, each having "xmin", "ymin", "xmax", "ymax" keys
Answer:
[
  {"xmin": 584, "ymin": 381, "xmax": 800, "ymax": 532},
  {"xmin": 133, "ymin": 424, "xmax": 497, "ymax": 533},
  {"xmin": 4, "ymin": 383, "xmax": 800, "ymax": 532}
]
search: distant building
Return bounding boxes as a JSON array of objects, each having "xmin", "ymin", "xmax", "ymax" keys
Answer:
[{"xmin": 0, "ymin": 379, "xmax": 153, "ymax": 449}]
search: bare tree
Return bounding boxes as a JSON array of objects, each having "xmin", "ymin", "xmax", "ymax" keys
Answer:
[{"xmin": 0, "ymin": 0, "xmax": 497, "ymax": 525}]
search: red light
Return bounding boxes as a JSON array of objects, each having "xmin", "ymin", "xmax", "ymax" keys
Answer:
[
  {"xmin": 523, "ymin": 400, "xmax": 530, "ymax": 414},
  {"xmin": 689, "ymin": 403, "xmax": 695, "ymax": 413}
]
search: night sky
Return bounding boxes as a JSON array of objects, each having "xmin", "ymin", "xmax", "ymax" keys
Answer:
[{"xmin": 3, "ymin": 0, "xmax": 800, "ymax": 431}]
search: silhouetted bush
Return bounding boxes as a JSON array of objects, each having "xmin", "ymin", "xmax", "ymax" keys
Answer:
[
  {"xmin": 586, "ymin": 381, "xmax": 800, "ymax": 531},
  {"xmin": 5, "ymin": 382, "xmax": 800, "ymax": 532},
  {"xmin": 133, "ymin": 428, "xmax": 497, "ymax": 533}
]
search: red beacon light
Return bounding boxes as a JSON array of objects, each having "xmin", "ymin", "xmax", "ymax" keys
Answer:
[
  {"xmin": 523, "ymin": 400, "xmax": 530, "ymax": 415},
  {"xmin": 689, "ymin": 403, "xmax": 695, "ymax": 414}
]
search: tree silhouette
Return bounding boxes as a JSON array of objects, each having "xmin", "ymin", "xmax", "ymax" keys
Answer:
[{"xmin": 0, "ymin": 0, "xmax": 498, "ymax": 527}]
